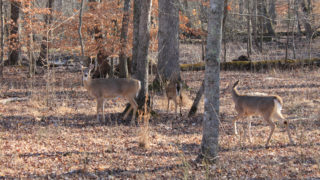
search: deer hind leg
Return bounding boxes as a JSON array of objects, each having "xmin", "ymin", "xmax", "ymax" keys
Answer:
[
  {"xmin": 179, "ymin": 95, "xmax": 182, "ymax": 117},
  {"xmin": 167, "ymin": 99, "xmax": 170, "ymax": 113},
  {"xmin": 102, "ymin": 99, "xmax": 106, "ymax": 123},
  {"xmin": 284, "ymin": 120, "xmax": 294, "ymax": 145},
  {"xmin": 123, "ymin": 105, "xmax": 133, "ymax": 120},
  {"xmin": 265, "ymin": 116, "xmax": 276, "ymax": 147},
  {"xmin": 246, "ymin": 120, "xmax": 252, "ymax": 143},
  {"xmin": 274, "ymin": 112, "xmax": 294, "ymax": 145},
  {"xmin": 126, "ymin": 97, "xmax": 138, "ymax": 125}
]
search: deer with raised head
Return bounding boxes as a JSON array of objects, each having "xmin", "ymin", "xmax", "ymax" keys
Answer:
[
  {"xmin": 228, "ymin": 80, "xmax": 294, "ymax": 147},
  {"xmin": 165, "ymin": 80, "xmax": 183, "ymax": 117},
  {"xmin": 81, "ymin": 65, "xmax": 141, "ymax": 124}
]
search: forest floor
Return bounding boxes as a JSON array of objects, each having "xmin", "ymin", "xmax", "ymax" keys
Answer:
[{"xmin": 0, "ymin": 65, "xmax": 319, "ymax": 179}]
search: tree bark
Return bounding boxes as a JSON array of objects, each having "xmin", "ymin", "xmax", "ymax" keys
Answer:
[
  {"xmin": 0, "ymin": 0, "xmax": 3, "ymax": 77},
  {"xmin": 89, "ymin": 0, "xmax": 111, "ymax": 78},
  {"xmin": 269, "ymin": 0, "xmax": 277, "ymax": 25},
  {"xmin": 36, "ymin": 0, "xmax": 54, "ymax": 66},
  {"xmin": 78, "ymin": 0, "xmax": 85, "ymax": 57},
  {"xmin": 259, "ymin": 0, "xmax": 275, "ymax": 36},
  {"xmin": 157, "ymin": 0, "xmax": 180, "ymax": 82},
  {"xmin": 247, "ymin": 0, "xmax": 252, "ymax": 58},
  {"xmin": 131, "ymin": 0, "xmax": 141, "ymax": 74},
  {"xmin": 8, "ymin": 0, "xmax": 20, "ymax": 65},
  {"xmin": 239, "ymin": 0, "xmax": 244, "ymax": 22},
  {"xmin": 299, "ymin": 0, "xmax": 313, "ymax": 38},
  {"xmin": 119, "ymin": 0, "xmax": 131, "ymax": 78},
  {"xmin": 222, "ymin": 0, "xmax": 228, "ymax": 62},
  {"xmin": 135, "ymin": 0, "xmax": 152, "ymax": 108},
  {"xmin": 197, "ymin": 0, "xmax": 223, "ymax": 163}
]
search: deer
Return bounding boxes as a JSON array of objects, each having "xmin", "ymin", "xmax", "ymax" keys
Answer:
[
  {"xmin": 227, "ymin": 80, "xmax": 294, "ymax": 147},
  {"xmin": 81, "ymin": 64, "xmax": 141, "ymax": 125},
  {"xmin": 165, "ymin": 80, "xmax": 183, "ymax": 118}
]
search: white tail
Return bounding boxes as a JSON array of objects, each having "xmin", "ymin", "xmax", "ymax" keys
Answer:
[
  {"xmin": 229, "ymin": 80, "xmax": 294, "ymax": 147},
  {"xmin": 82, "ymin": 65, "xmax": 141, "ymax": 124}
]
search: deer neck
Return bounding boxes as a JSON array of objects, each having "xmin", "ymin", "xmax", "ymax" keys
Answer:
[
  {"xmin": 231, "ymin": 87, "xmax": 240, "ymax": 101},
  {"xmin": 83, "ymin": 78, "xmax": 92, "ymax": 90}
]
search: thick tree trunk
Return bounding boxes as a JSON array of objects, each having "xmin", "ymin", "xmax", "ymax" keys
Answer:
[
  {"xmin": 8, "ymin": 1, "xmax": 20, "ymax": 65},
  {"xmin": 197, "ymin": 0, "xmax": 223, "ymax": 163},
  {"xmin": 131, "ymin": 0, "xmax": 141, "ymax": 74},
  {"xmin": 136, "ymin": 0, "xmax": 152, "ymax": 108},
  {"xmin": 157, "ymin": 0, "xmax": 180, "ymax": 82},
  {"xmin": 36, "ymin": 0, "xmax": 54, "ymax": 66},
  {"xmin": 119, "ymin": 0, "xmax": 131, "ymax": 78}
]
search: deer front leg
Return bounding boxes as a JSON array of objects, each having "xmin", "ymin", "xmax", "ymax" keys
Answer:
[
  {"xmin": 96, "ymin": 99, "xmax": 103, "ymax": 122},
  {"xmin": 232, "ymin": 114, "xmax": 242, "ymax": 135},
  {"xmin": 174, "ymin": 99, "xmax": 178, "ymax": 119},
  {"xmin": 247, "ymin": 120, "xmax": 252, "ymax": 143}
]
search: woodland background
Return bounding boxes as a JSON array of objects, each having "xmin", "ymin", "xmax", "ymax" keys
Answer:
[{"xmin": 0, "ymin": 0, "xmax": 319, "ymax": 179}]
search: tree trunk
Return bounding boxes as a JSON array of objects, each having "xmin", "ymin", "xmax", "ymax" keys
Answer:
[
  {"xmin": 8, "ymin": 0, "xmax": 20, "ymax": 65},
  {"xmin": 88, "ymin": 0, "xmax": 110, "ymax": 78},
  {"xmin": 222, "ymin": 0, "xmax": 228, "ymax": 62},
  {"xmin": 285, "ymin": 0, "xmax": 291, "ymax": 60},
  {"xmin": 0, "ymin": 0, "xmax": 3, "ymax": 77},
  {"xmin": 299, "ymin": 0, "xmax": 313, "ymax": 38},
  {"xmin": 188, "ymin": 80, "xmax": 204, "ymax": 117},
  {"xmin": 36, "ymin": 0, "xmax": 54, "ymax": 66},
  {"xmin": 269, "ymin": 0, "xmax": 277, "ymax": 25},
  {"xmin": 259, "ymin": 0, "xmax": 275, "ymax": 36},
  {"xmin": 247, "ymin": 0, "xmax": 252, "ymax": 58},
  {"xmin": 158, "ymin": 0, "xmax": 180, "ymax": 82},
  {"xmin": 239, "ymin": 0, "xmax": 244, "ymax": 17},
  {"xmin": 181, "ymin": 0, "xmax": 192, "ymax": 28},
  {"xmin": 252, "ymin": 0, "xmax": 258, "ymax": 48},
  {"xmin": 135, "ymin": 0, "xmax": 152, "ymax": 108},
  {"xmin": 78, "ymin": 0, "xmax": 85, "ymax": 57},
  {"xmin": 119, "ymin": 0, "xmax": 131, "ymax": 78},
  {"xmin": 131, "ymin": 0, "xmax": 141, "ymax": 74},
  {"xmin": 197, "ymin": 0, "xmax": 223, "ymax": 163}
]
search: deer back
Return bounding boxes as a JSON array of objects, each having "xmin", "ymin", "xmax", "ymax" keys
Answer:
[{"xmin": 84, "ymin": 78, "xmax": 141, "ymax": 99}]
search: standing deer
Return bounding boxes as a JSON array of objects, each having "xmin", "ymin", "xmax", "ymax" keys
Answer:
[
  {"xmin": 229, "ymin": 80, "xmax": 294, "ymax": 147},
  {"xmin": 165, "ymin": 80, "xmax": 183, "ymax": 117},
  {"xmin": 81, "ymin": 65, "xmax": 141, "ymax": 124}
]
